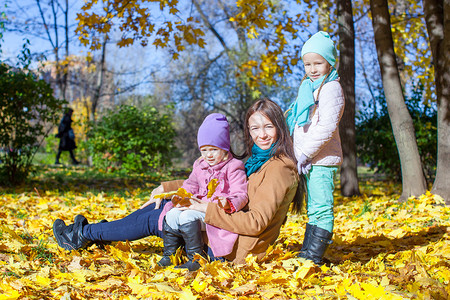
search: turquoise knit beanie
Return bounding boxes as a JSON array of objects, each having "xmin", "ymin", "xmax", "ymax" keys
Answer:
[{"xmin": 301, "ymin": 31, "xmax": 337, "ymax": 67}]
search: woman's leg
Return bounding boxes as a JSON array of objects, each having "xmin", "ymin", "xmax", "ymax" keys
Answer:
[
  {"xmin": 206, "ymin": 247, "xmax": 225, "ymax": 262},
  {"xmin": 69, "ymin": 150, "xmax": 79, "ymax": 164},
  {"xmin": 55, "ymin": 149, "xmax": 62, "ymax": 164},
  {"xmin": 82, "ymin": 200, "xmax": 170, "ymax": 241}
]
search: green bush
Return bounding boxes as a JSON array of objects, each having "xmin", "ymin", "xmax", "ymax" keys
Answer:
[
  {"xmin": 87, "ymin": 105, "xmax": 177, "ymax": 173},
  {"xmin": 356, "ymin": 85, "xmax": 437, "ymax": 182},
  {"xmin": 0, "ymin": 63, "xmax": 65, "ymax": 184}
]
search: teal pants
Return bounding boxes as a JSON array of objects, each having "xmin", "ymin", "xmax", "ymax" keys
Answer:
[{"xmin": 305, "ymin": 165, "xmax": 338, "ymax": 233}]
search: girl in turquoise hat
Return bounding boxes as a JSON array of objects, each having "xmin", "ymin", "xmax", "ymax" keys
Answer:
[{"xmin": 286, "ymin": 31, "xmax": 345, "ymax": 265}]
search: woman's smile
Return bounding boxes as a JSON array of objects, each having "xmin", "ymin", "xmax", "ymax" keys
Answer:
[{"xmin": 248, "ymin": 112, "xmax": 277, "ymax": 150}]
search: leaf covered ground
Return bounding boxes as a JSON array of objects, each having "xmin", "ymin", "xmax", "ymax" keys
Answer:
[{"xmin": 0, "ymin": 167, "xmax": 449, "ymax": 299}]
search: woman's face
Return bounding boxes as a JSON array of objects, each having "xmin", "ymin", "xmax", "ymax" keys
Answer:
[
  {"xmin": 248, "ymin": 112, "xmax": 277, "ymax": 150},
  {"xmin": 303, "ymin": 52, "xmax": 331, "ymax": 81}
]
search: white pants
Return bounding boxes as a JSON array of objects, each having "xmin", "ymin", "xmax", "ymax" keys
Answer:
[{"xmin": 165, "ymin": 208, "xmax": 206, "ymax": 231}]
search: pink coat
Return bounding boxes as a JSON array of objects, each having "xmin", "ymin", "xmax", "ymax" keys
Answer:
[
  {"xmin": 158, "ymin": 155, "xmax": 248, "ymax": 257},
  {"xmin": 293, "ymin": 80, "xmax": 345, "ymax": 166}
]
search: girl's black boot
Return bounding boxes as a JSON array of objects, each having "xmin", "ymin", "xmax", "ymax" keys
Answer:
[
  {"xmin": 158, "ymin": 220, "xmax": 183, "ymax": 267},
  {"xmin": 299, "ymin": 226, "xmax": 332, "ymax": 265},
  {"xmin": 298, "ymin": 223, "xmax": 314, "ymax": 257},
  {"xmin": 176, "ymin": 220, "xmax": 204, "ymax": 271}
]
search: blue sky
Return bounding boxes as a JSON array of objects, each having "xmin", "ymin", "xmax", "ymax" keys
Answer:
[{"xmin": 1, "ymin": 0, "xmax": 391, "ymax": 112}]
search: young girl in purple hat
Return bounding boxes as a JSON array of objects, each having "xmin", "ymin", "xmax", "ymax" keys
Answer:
[{"xmin": 157, "ymin": 113, "xmax": 248, "ymax": 271}]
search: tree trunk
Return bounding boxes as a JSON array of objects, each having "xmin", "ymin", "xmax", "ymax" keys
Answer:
[
  {"xmin": 338, "ymin": 0, "xmax": 360, "ymax": 197},
  {"xmin": 91, "ymin": 35, "xmax": 108, "ymax": 124},
  {"xmin": 62, "ymin": 0, "xmax": 69, "ymax": 100},
  {"xmin": 370, "ymin": 0, "xmax": 427, "ymax": 200},
  {"xmin": 423, "ymin": 0, "xmax": 450, "ymax": 204}
]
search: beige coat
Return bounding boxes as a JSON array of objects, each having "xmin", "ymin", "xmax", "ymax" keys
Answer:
[
  {"xmin": 161, "ymin": 156, "xmax": 299, "ymax": 264},
  {"xmin": 206, "ymin": 155, "xmax": 299, "ymax": 264}
]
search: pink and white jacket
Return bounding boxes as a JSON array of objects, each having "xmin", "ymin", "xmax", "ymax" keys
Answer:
[
  {"xmin": 293, "ymin": 80, "xmax": 345, "ymax": 166},
  {"xmin": 158, "ymin": 155, "xmax": 248, "ymax": 257}
]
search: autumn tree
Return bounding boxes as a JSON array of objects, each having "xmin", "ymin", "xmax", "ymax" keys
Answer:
[
  {"xmin": 4, "ymin": 0, "xmax": 76, "ymax": 99},
  {"xmin": 337, "ymin": 0, "xmax": 360, "ymax": 197},
  {"xmin": 36, "ymin": 0, "xmax": 71, "ymax": 99},
  {"xmin": 369, "ymin": 0, "xmax": 427, "ymax": 199},
  {"xmin": 149, "ymin": 5, "xmax": 297, "ymax": 163},
  {"xmin": 422, "ymin": 0, "xmax": 450, "ymax": 204}
]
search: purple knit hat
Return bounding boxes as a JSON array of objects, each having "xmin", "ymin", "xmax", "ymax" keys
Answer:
[{"xmin": 197, "ymin": 113, "xmax": 230, "ymax": 151}]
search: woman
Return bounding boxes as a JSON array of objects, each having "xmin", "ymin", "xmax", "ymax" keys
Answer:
[
  {"xmin": 55, "ymin": 108, "xmax": 79, "ymax": 165},
  {"xmin": 53, "ymin": 98, "xmax": 302, "ymax": 265}
]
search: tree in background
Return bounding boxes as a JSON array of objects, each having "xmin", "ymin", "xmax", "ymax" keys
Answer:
[
  {"xmin": 0, "ymin": 62, "xmax": 65, "ymax": 184},
  {"xmin": 370, "ymin": 0, "xmax": 427, "ymax": 200},
  {"xmin": 338, "ymin": 0, "xmax": 360, "ymax": 197},
  {"xmin": 422, "ymin": 0, "xmax": 450, "ymax": 204},
  {"xmin": 357, "ymin": 85, "xmax": 437, "ymax": 183},
  {"xmin": 36, "ymin": 0, "xmax": 71, "ymax": 100}
]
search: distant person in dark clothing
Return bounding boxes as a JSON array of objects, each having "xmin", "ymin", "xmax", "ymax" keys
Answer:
[{"xmin": 55, "ymin": 108, "xmax": 79, "ymax": 165}]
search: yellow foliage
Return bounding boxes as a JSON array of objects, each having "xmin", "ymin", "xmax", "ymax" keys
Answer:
[
  {"xmin": 153, "ymin": 187, "xmax": 193, "ymax": 200},
  {"xmin": 0, "ymin": 173, "xmax": 449, "ymax": 298}
]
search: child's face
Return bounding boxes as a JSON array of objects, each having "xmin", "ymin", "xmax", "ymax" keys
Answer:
[
  {"xmin": 303, "ymin": 52, "xmax": 331, "ymax": 81},
  {"xmin": 200, "ymin": 146, "xmax": 228, "ymax": 166}
]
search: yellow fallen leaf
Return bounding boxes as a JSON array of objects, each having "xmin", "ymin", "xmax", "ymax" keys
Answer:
[
  {"xmin": 35, "ymin": 275, "xmax": 51, "ymax": 286},
  {"xmin": 386, "ymin": 228, "xmax": 406, "ymax": 239},
  {"xmin": 192, "ymin": 279, "xmax": 208, "ymax": 293},
  {"xmin": 154, "ymin": 188, "xmax": 193, "ymax": 200},
  {"xmin": 207, "ymin": 179, "xmax": 219, "ymax": 198},
  {"xmin": 294, "ymin": 259, "xmax": 320, "ymax": 279}
]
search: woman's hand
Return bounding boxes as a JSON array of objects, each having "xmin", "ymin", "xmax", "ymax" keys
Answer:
[
  {"xmin": 140, "ymin": 185, "xmax": 164, "ymax": 209},
  {"xmin": 177, "ymin": 197, "xmax": 208, "ymax": 213}
]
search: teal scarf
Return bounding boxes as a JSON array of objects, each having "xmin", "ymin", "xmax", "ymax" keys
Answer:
[
  {"xmin": 286, "ymin": 68, "xmax": 338, "ymax": 135},
  {"xmin": 245, "ymin": 143, "xmax": 276, "ymax": 177}
]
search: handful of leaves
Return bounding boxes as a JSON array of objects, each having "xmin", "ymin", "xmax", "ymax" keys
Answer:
[
  {"xmin": 153, "ymin": 179, "xmax": 220, "ymax": 207},
  {"xmin": 171, "ymin": 195, "xmax": 192, "ymax": 207},
  {"xmin": 153, "ymin": 187, "xmax": 193, "ymax": 200},
  {"xmin": 154, "ymin": 187, "xmax": 193, "ymax": 206}
]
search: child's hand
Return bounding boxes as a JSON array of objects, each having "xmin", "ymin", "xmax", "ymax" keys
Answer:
[
  {"xmin": 297, "ymin": 153, "xmax": 312, "ymax": 175},
  {"xmin": 217, "ymin": 197, "xmax": 230, "ymax": 210}
]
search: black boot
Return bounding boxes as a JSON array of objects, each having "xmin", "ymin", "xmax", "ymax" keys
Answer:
[
  {"xmin": 53, "ymin": 214, "xmax": 90, "ymax": 250},
  {"xmin": 176, "ymin": 220, "xmax": 204, "ymax": 271},
  {"xmin": 158, "ymin": 220, "xmax": 184, "ymax": 267},
  {"xmin": 298, "ymin": 223, "xmax": 314, "ymax": 257},
  {"xmin": 299, "ymin": 226, "xmax": 332, "ymax": 265}
]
